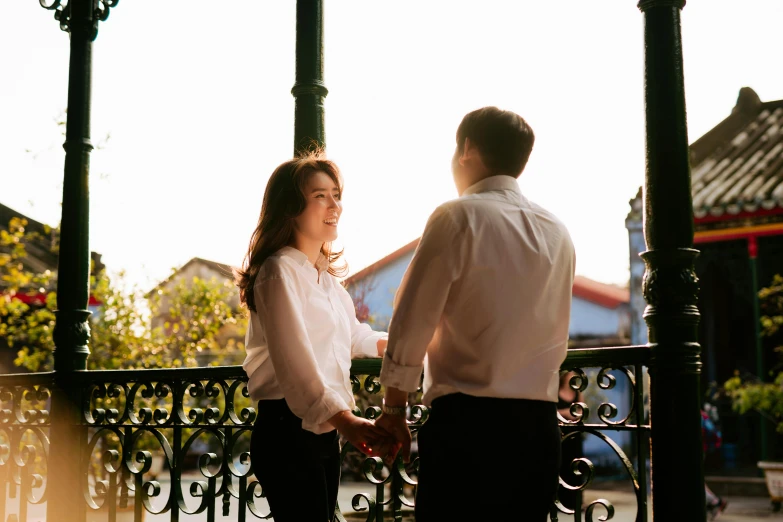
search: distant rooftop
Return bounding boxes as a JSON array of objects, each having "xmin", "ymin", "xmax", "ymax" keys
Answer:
[
  {"xmin": 348, "ymin": 239, "xmax": 629, "ymax": 309},
  {"xmin": 690, "ymin": 87, "xmax": 783, "ymax": 220},
  {"xmin": 0, "ymin": 202, "xmax": 104, "ymax": 277},
  {"xmin": 145, "ymin": 256, "xmax": 235, "ymax": 297},
  {"xmin": 572, "ymin": 275, "xmax": 629, "ymax": 309}
]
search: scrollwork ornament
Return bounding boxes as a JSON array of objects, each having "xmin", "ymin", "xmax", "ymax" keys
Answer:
[
  {"xmin": 558, "ymin": 402, "xmax": 589, "ymax": 424},
  {"xmin": 244, "ymin": 480, "xmax": 272, "ymax": 519},
  {"xmin": 350, "ymin": 493, "xmax": 377, "ymax": 522},
  {"xmin": 0, "ymin": 385, "xmax": 51, "ymax": 425},
  {"xmin": 410, "ymin": 404, "xmax": 430, "ymax": 426},
  {"xmin": 554, "ymin": 429, "xmax": 640, "ymax": 519},
  {"xmin": 562, "ymin": 368, "xmax": 589, "ymax": 393},
  {"xmin": 53, "ymin": 310, "xmax": 91, "ymax": 351},
  {"xmin": 350, "ymin": 374, "xmax": 361, "ymax": 394},
  {"xmin": 5, "ymin": 428, "xmax": 50, "ymax": 505},
  {"xmin": 558, "ymin": 454, "xmax": 595, "ymax": 497},
  {"xmin": 361, "ymin": 456, "xmax": 387, "ymax": 485},
  {"xmin": 224, "ymin": 429, "xmax": 254, "ymax": 479},
  {"xmin": 39, "ymin": 0, "xmax": 70, "ymax": 32},
  {"xmin": 94, "ymin": 0, "xmax": 119, "ymax": 23},
  {"xmin": 363, "ymin": 406, "xmax": 382, "ymax": 421},
  {"xmin": 597, "ymin": 367, "xmax": 638, "ymax": 426},
  {"xmin": 641, "ymin": 249, "xmax": 700, "ymax": 311},
  {"xmin": 39, "ymin": 0, "xmax": 120, "ymax": 40},
  {"xmin": 226, "ymin": 380, "xmax": 256, "ymax": 425},
  {"xmin": 363, "ymin": 375, "xmax": 381, "ymax": 395},
  {"xmin": 596, "ymin": 368, "xmax": 617, "ymax": 391},
  {"xmin": 395, "ymin": 457, "xmax": 420, "ymax": 508},
  {"xmin": 586, "ymin": 499, "xmax": 616, "ymax": 522}
]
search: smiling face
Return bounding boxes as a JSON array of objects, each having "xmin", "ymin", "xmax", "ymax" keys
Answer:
[{"xmin": 292, "ymin": 170, "xmax": 343, "ymax": 254}]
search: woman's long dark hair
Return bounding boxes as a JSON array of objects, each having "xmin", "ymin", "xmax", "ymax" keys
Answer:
[{"xmin": 235, "ymin": 153, "xmax": 346, "ymax": 312}]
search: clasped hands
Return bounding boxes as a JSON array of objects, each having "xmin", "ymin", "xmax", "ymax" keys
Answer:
[{"xmin": 331, "ymin": 410, "xmax": 412, "ymax": 465}]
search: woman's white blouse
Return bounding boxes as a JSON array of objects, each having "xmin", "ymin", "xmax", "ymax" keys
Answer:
[{"xmin": 242, "ymin": 246, "xmax": 387, "ymax": 434}]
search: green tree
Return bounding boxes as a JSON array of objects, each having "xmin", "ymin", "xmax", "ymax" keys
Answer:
[
  {"xmin": 146, "ymin": 273, "xmax": 246, "ymax": 368},
  {"xmin": 725, "ymin": 274, "xmax": 783, "ymax": 432},
  {"xmin": 1, "ymin": 217, "xmax": 246, "ymax": 372},
  {"xmin": 0, "ymin": 217, "xmax": 57, "ymax": 371}
]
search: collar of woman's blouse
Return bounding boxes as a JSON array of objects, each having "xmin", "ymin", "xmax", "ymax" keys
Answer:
[{"xmin": 279, "ymin": 246, "xmax": 329, "ymax": 273}]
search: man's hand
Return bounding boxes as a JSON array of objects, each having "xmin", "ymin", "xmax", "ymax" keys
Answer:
[
  {"xmin": 375, "ymin": 413, "xmax": 412, "ymax": 465},
  {"xmin": 330, "ymin": 410, "xmax": 393, "ymax": 458}
]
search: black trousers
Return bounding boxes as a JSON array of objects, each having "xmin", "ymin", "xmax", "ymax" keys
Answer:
[
  {"xmin": 250, "ymin": 399, "xmax": 341, "ymax": 522},
  {"xmin": 415, "ymin": 393, "xmax": 561, "ymax": 522}
]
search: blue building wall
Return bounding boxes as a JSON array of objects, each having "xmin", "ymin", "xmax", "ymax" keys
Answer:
[
  {"xmin": 348, "ymin": 250, "xmax": 415, "ymax": 331},
  {"xmin": 569, "ymin": 298, "xmax": 626, "ymax": 338}
]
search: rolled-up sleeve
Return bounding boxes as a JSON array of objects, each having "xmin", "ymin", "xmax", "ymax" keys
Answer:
[
  {"xmin": 337, "ymin": 284, "xmax": 387, "ymax": 358},
  {"xmin": 380, "ymin": 206, "xmax": 463, "ymax": 392},
  {"xmin": 256, "ymin": 276, "xmax": 350, "ymax": 432}
]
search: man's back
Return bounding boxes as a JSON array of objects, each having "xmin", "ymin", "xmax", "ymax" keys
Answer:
[
  {"xmin": 385, "ymin": 175, "xmax": 575, "ymax": 405},
  {"xmin": 378, "ymin": 108, "xmax": 569, "ymax": 522}
]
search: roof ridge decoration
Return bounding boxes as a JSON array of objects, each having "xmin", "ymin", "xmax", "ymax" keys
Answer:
[{"xmin": 625, "ymin": 87, "xmax": 783, "ymax": 224}]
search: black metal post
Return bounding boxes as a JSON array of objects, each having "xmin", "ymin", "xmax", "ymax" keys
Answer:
[
  {"xmin": 292, "ymin": 0, "xmax": 327, "ymax": 155},
  {"xmin": 637, "ymin": 1, "xmax": 705, "ymax": 520},
  {"xmin": 47, "ymin": 0, "xmax": 96, "ymax": 520}
]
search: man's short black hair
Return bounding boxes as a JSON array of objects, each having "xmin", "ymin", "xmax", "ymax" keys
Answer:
[{"xmin": 456, "ymin": 107, "xmax": 535, "ymax": 177}]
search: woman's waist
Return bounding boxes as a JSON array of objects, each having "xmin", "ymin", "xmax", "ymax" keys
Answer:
[
  {"xmin": 243, "ymin": 341, "xmax": 353, "ymax": 371},
  {"xmin": 245, "ymin": 366, "xmax": 356, "ymax": 405},
  {"xmin": 255, "ymin": 399, "xmax": 338, "ymax": 441}
]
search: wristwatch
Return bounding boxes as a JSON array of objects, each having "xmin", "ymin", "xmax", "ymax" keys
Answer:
[{"xmin": 381, "ymin": 399, "xmax": 407, "ymax": 417}]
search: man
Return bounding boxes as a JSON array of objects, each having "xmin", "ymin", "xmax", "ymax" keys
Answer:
[{"xmin": 376, "ymin": 107, "xmax": 575, "ymax": 521}]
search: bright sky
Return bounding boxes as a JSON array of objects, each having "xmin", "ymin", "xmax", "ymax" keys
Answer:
[{"xmin": 2, "ymin": 1, "xmax": 782, "ymax": 292}]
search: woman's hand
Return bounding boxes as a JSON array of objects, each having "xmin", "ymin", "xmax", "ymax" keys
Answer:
[
  {"xmin": 376, "ymin": 337, "xmax": 388, "ymax": 357},
  {"xmin": 330, "ymin": 410, "xmax": 394, "ymax": 457}
]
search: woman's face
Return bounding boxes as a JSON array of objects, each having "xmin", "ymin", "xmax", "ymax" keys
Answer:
[{"xmin": 293, "ymin": 170, "xmax": 342, "ymax": 248}]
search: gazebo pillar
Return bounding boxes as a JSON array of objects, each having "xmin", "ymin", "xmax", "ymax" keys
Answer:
[
  {"xmin": 40, "ymin": 0, "xmax": 114, "ymax": 519},
  {"xmin": 292, "ymin": 0, "xmax": 328, "ymax": 154},
  {"xmin": 637, "ymin": 1, "xmax": 706, "ymax": 520}
]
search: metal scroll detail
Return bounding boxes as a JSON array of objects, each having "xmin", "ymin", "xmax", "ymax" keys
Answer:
[
  {"xmin": 81, "ymin": 369, "xmax": 262, "ymax": 520},
  {"xmin": 39, "ymin": 0, "xmax": 119, "ymax": 39},
  {"xmin": 0, "ymin": 382, "xmax": 51, "ymax": 521},
  {"xmin": 554, "ymin": 361, "xmax": 650, "ymax": 522},
  {"xmin": 340, "ymin": 374, "xmax": 425, "ymax": 521}
]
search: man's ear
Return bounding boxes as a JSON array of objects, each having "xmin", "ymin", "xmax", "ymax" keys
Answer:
[{"xmin": 458, "ymin": 138, "xmax": 477, "ymax": 167}]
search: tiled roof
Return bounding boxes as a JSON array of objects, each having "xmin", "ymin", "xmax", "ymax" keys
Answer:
[
  {"xmin": 0, "ymin": 202, "xmax": 104, "ymax": 277},
  {"xmin": 690, "ymin": 88, "xmax": 783, "ymax": 220}
]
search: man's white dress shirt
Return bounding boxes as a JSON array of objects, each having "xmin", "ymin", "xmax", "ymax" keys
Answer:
[
  {"xmin": 379, "ymin": 175, "xmax": 575, "ymax": 405},
  {"xmin": 243, "ymin": 246, "xmax": 387, "ymax": 434}
]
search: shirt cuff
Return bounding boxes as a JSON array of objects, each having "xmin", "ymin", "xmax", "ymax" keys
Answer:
[
  {"xmin": 355, "ymin": 332, "xmax": 388, "ymax": 358},
  {"xmin": 379, "ymin": 351, "xmax": 423, "ymax": 392},
  {"xmin": 299, "ymin": 388, "xmax": 351, "ymax": 434}
]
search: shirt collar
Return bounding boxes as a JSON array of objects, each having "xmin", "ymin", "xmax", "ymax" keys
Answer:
[
  {"xmin": 279, "ymin": 246, "xmax": 329, "ymax": 273},
  {"xmin": 461, "ymin": 175, "xmax": 522, "ymax": 197}
]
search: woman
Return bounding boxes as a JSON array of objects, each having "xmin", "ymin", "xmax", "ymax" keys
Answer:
[{"xmin": 236, "ymin": 153, "xmax": 392, "ymax": 521}]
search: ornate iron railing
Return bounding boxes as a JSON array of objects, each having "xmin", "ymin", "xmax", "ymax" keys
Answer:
[{"xmin": 0, "ymin": 345, "xmax": 649, "ymax": 522}]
